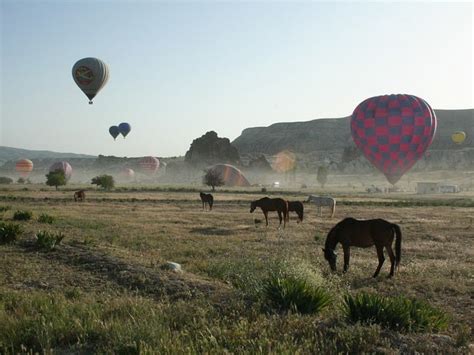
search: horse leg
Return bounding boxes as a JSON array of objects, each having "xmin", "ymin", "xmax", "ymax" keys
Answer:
[
  {"xmin": 264, "ymin": 211, "xmax": 269, "ymax": 227},
  {"xmin": 373, "ymin": 245, "xmax": 385, "ymax": 278},
  {"xmin": 277, "ymin": 211, "xmax": 282, "ymax": 228},
  {"xmin": 343, "ymin": 245, "xmax": 350, "ymax": 273},
  {"xmin": 386, "ymin": 244, "xmax": 396, "ymax": 278}
]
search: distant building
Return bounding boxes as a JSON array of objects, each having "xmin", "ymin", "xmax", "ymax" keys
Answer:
[
  {"xmin": 439, "ymin": 184, "xmax": 460, "ymax": 193},
  {"xmin": 416, "ymin": 182, "xmax": 439, "ymax": 194}
]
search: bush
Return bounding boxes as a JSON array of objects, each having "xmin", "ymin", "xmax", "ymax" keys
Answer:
[
  {"xmin": 343, "ymin": 292, "xmax": 449, "ymax": 332},
  {"xmin": 0, "ymin": 176, "xmax": 13, "ymax": 184},
  {"xmin": 35, "ymin": 230, "xmax": 65, "ymax": 251},
  {"xmin": 38, "ymin": 214, "xmax": 55, "ymax": 224},
  {"xmin": 0, "ymin": 222, "xmax": 22, "ymax": 244},
  {"xmin": 262, "ymin": 274, "xmax": 332, "ymax": 314},
  {"xmin": 91, "ymin": 175, "xmax": 115, "ymax": 190},
  {"xmin": 13, "ymin": 210, "xmax": 33, "ymax": 221}
]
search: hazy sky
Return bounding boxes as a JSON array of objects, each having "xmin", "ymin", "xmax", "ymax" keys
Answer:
[{"xmin": 1, "ymin": 1, "xmax": 472, "ymax": 157}]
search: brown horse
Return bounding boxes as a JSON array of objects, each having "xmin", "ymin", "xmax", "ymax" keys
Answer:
[
  {"xmin": 250, "ymin": 197, "xmax": 288, "ymax": 228},
  {"xmin": 323, "ymin": 218, "xmax": 402, "ymax": 278},
  {"xmin": 200, "ymin": 192, "xmax": 214, "ymax": 210},
  {"xmin": 287, "ymin": 201, "xmax": 304, "ymax": 223},
  {"xmin": 74, "ymin": 190, "xmax": 85, "ymax": 202}
]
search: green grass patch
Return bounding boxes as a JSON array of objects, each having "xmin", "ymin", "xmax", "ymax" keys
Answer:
[
  {"xmin": 343, "ymin": 292, "xmax": 449, "ymax": 332},
  {"xmin": 13, "ymin": 210, "xmax": 33, "ymax": 221},
  {"xmin": 35, "ymin": 230, "xmax": 65, "ymax": 251},
  {"xmin": 0, "ymin": 222, "xmax": 22, "ymax": 244},
  {"xmin": 38, "ymin": 213, "xmax": 55, "ymax": 224}
]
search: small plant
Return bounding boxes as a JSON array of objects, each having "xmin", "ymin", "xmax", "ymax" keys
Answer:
[
  {"xmin": 0, "ymin": 206, "xmax": 11, "ymax": 213},
  {"xmin": 262, "ymin": 273, "xmax": 332, "ymax": 314},
  {"xmin": 35, "ymin": 230, "xmax": 65, "ymax": 251},
  {"xmin": 38, "ymin": 213, "xmax": 55, "ymax": 224},
  {"xmin": 13, "ymin": 210, "xmax": 33, "ymax": 221},
  {"xmin": 343, "ymin": 292, "xmax": 449, "ymax": 332},
  {"xmin": 0, "ymin": 222, "xmax": 22, "ymax": 244}
]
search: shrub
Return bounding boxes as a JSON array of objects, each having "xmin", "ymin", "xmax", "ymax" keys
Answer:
[
  {"xmin": 0, "ymin": 222, "xmax": 22, "ymax": 244},
  {"xmin": 35, "ymin": 230, "xmax": 65, "ymax": 251},
  {"xmin": 0, "ymin": 206, "xmax": 11, "ymax": 213},
  {"xmin": 0, "ymin": 176, "xmax": 13, "ymax": 184},
  {"xmin": 343, "ymin": 292, "xmax": 449, "ymax": 332},
  {"xmin": 91, "ymin": 175, "xmax": 115, "ymax": 190},
  {"xmin": 38, "ymin": 214, "xmax": 55, "ymax": 224},
  {"xmin": 13, "ymin": 210, "xmax": 33, "ymax": 221},
  {"xmin": 262, "ymin": 274, "xmax": 332, "ymax": 314}
]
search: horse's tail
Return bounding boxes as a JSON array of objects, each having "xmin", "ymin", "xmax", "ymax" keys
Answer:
[
  {"xmin": 393, "ymin": 223, "xmax": 402, "ymax": 267},
  {"xmin": 285, "ymin": 200, "xmax": 289, "ymax": 222}
]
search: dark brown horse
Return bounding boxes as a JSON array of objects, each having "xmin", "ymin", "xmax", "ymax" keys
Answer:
[
  {"xmin": 74, "ymin": 190, "xmax": 85, "ymax": 202},
  {"xmin": 323, "ymin": 218, "xmax": 402, "ymax": 278},
  {"xmin": 250, "ymin": 197, "xmax": 289, "ymax": 228},
  {"xmin": 200, "ymin": 192, "xmax": 214, "ymax": 211},
  {"xmin": 287, "ymin": 201, "xmax": 304, "ymax": 223}
]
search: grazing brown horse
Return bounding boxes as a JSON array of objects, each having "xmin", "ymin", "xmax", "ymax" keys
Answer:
[
  {"xmin": 323, "ymin": 218, "xmax": 402, "ymax": 278},
  {"xmin": 250, "ymin": 197, "xmax": 289, "ymax": 228},
  {"xmin": 74, "ymin": 190, "xmax": 85, "ymax": 202},
  {"xmin": 287, "ymin": 201, "xmax": 304, "ymax": 223},
  {"xmin": 200, "ymin": 192, "xmax": 214, "ymax": 211}
]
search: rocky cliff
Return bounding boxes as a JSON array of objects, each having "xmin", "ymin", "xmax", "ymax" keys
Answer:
[{"xmin": 232, "ymin": 109, "xmax": 474, "ymax": 154}]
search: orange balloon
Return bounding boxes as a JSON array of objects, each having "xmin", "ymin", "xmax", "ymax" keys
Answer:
[{"xmin": 16, "ymin": 159, "xmax": 33, "ymax": 177}]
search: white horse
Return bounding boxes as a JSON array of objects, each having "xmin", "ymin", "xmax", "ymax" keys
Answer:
[{"xmin": 306, "ymin": 195, "xmax": 336, "ymax": 218}]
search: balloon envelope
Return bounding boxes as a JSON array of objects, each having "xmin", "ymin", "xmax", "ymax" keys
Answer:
[
  {"xmin": 451, "ymin": 131, "xmax": 466, "ymax": 144},
  {"xmin": 351, "ymin": 94, "xmax": 437, "ymax": 184},
  {"xmin": 16, "ymin": 159, "xmax": 33, "ymax": 177},
  {"xmin": 120, "ymin": 168, "xmax": 135, "ymax": 179},
  {"xmin": 139, "ymin": 156, "xmax": 159, "ymax": 174},
  {"xmin": 118, "ymin": 122, "xmax": 131, "ymax": 138},
  {"xmin": 72, "ymin": 57, "xmax": 109, "ymax": 104},
  {"xmin": 109, "ymin": 126, "xmax": 120, "ymax": 140},
  {"xmin": 208, "ymin": 164, "xmax": 251, "ymax": 187},
  {"xmin": 49, "ymin": 161, "xmax": 72, "ymax": 180}
]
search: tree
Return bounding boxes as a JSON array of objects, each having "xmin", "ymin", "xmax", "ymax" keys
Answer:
[
  {"xmin": 317, "ymin": 166, "xmax": 328, "ymax": 188},
  {"xmin": 17, "ymin": 177, "xmax": 26, "ymax": 184},
  {"xmin": 91, "ymin": 175, "xmax": 115, "ymax": 190},
  {"xmin": 46, "ymin": 170, "xmax": 67, "ymax": 190},
  {"xmin": 203, "ymin": 169, "xmax": 224, "ymax": 191}
]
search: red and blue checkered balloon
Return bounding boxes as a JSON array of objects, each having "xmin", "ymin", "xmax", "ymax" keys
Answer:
[{"xmin": 351, "ymin": 94, "xmax": 437, "ymax": 185}]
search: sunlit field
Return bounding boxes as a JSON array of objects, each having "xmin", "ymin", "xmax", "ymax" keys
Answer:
[{"xmin": 0, "ymin": 184, "xmax": 472, "ymax": 353}]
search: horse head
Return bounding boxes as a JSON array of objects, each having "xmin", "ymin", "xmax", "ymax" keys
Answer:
[
  {"xmin": 250, "ymin": 201, "xmax": 257, "ymax": 213},
  {"xmin": 322, "ymin": 247, "xmax": 337, "ymax": 271}
]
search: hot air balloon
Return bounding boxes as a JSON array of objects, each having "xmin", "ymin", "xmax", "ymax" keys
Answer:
[
  {"xmin": 72, "ymin": 57, "xmax": 109, "ymax": 104},
  {"xmin": 109, "ymin": 126, "xmax": 120, "ymax": 140},
  {"xmin": 451, "ymin": 131, "xmax": 466, "ymax": 144},
  {"xmin": 120, "ymin": 168, "xmax": 135, "ymax": 179},
  {"xmin": 351, "ymin": 94, "xmax": 437, "ymax": 185},
  {"xmin": 49, "ymin": 161, "xmax": 72, "ymax": 180},
  {"xmin": 207, "ymin": 164, "xmax": 251, "ymax": 187},
  {"xmin": 139, "ymin": 156, "xmax": 160, "ymax": 174},
  {"xmin": 16, "ymin": 159, "xmax": 33, "ymax": 177},
  {"xmin": 118, "ymin": 123, "xmax": 131, "ymax": 138}
]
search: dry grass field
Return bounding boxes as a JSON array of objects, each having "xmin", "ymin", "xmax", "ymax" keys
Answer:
[{"xmin": 0, "ymin": 185, "xmax": 473, "ymax": 353}]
